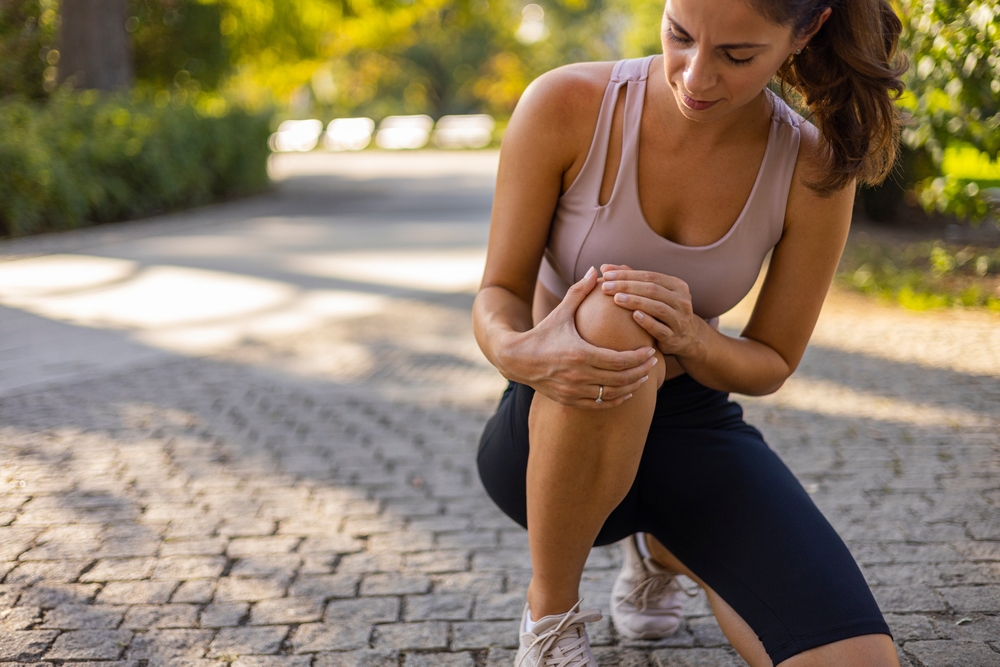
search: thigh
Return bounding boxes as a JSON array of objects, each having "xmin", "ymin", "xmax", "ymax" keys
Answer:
[
  {"xmin": 636, "ymin": 416, "xmax": 890, "ymax": 665},
  {"xmin": 476, "ymin": 381, "xmax": 640, "ymax": 545},
  {"xmin": 477, "ymin": 382, "xmax": 532, "ymax": 531}
]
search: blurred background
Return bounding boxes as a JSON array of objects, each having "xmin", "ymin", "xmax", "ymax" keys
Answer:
[{"xmin": 0, "ymin": 0, "xmax": 999, "ymax": 311}]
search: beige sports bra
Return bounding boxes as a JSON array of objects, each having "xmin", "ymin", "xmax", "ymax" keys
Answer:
[{"xmin": 538, "ymin": 55, "xmax": 803, "ymax": 322}]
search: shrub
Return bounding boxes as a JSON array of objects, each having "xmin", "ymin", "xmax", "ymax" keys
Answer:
[
  {"xmin": 0, "ymin": 90, "xmax": 271, "ymax": 237},
  {"xmin": 897, "ymin": 0, "xmax": 1000, "ymax": 222},
  {"xmin": 837, "ymin": 237, "xmax": 1000, "ymax": 312}
]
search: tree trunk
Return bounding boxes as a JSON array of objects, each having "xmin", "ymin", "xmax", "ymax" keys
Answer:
[{"xmin": 57, "ymin": 0, "xmax": 133, "ymax": 90}]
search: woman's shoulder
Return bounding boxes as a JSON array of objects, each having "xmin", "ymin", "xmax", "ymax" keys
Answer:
[
  {"xmin": 512, "ymin": 61, "xmax": 615, "ymax": 136},
  {"xmin": 523, "ymin": 61, "xmax": 616, "ymax": 110},
  {"xmin": 794, "ymin": 119, "xmax": 828, "ymax": 181},
  {"xmin": 768, "ymin": 93, "xmax": 815, "ymax": 154},
  {"xmin": 504, "ymin": 61, "xmax": 618, "ymax": 173},
  {"xmin": 772, "ymin": 98, "xmax": 848, "ymax": 200},
  {"xmin": 781, "ymin": 103, "xmax": 855, "ymax": 231}
]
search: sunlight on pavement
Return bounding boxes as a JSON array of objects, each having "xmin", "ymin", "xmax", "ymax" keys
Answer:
[
  {"xmin": 118, "ymin": 234, "xmax": 270, "ymax": 257},
  {"xmin": 0, "ymin": 254, "xmax": 137, "ymax": 297},
  {"xmin": 719, "ymin": 261, "xmax": 1000, "ymax": 378},
  {"xmin": 0, "ymin": 254, "xmax": 387, "ymax": 355},
  {"xmin": 808, "ymin": 296, "xmax": 1000, "ymax": 378},
  {"xmin": 135, "ymin": 290, "xmax": 387, "ymax": 354},
  {"xmin": 286, "ymin": 248, "xmax": 487, "ymax": 293},
  {"xmin": 4, "ymin": 264, "xmax": 295, "ymax": 329},
  {"xmin": 753, "ymin": 376, "xmax": 993, "ymax": 428}
]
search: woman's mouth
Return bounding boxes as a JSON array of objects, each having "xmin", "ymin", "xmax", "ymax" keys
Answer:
[{"xmin": 681, "ymin": 95, "xmax": 720, "ymax": 111}]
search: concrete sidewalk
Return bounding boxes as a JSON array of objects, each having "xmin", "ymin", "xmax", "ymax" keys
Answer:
[{"xmin": 1, "ymin": 151, "xmax": 998, "ymax": 666}]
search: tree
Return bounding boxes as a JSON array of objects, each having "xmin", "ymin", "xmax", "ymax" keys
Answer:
[
  {"xmin": 893, "ymin": 0, "xmax": 999, "ymax": 221},
  {"xmin": 129, "ymin": 0, "xmax": 228, "ymax": 92},
  {"xmin": 0, "ymin": 0, "xmax": 57, "ymax": 98},
  {"xmin": 57, "ymin": 0, "xmax": 134, "ymax": 90},
  {"xmin": 200, "ymin": 0, "xmax": 620, "ymax": 117}
]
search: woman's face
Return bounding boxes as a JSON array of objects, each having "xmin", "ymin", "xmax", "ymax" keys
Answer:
[{"xmin": 660, "ymin": 0, "xmax": 800, "ymax": 121}]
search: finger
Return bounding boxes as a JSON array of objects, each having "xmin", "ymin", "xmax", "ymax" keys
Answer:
[
  {"xmin": 599, "ymin": 374, "xmax": 650, "ymax": 400},
  {"xmin": 611, "ymin": 292, "xmax": 683, "ymax": 325},
  {"xmin": 601, "ymin": 269, "xmax": 669, "ymax": 284},
  {"xmin": 601, "ymin": 278, "xmax": 673, "ymax": 299},
  {"xmin": 584, "ymin": 342, "xmax": 656, "ymax": 371},
  {"xmin": 606, "ymin": 293, "xmax": 682, "ymax": 336},
  {"xmin": 599, "ymin": 263, "xmax": 633, "ymax": 273},
  {"xmin": 590, "ymin": 355, "xmax": 658, "ymax": 387},
  {"xmin": 558, "ymin": 266, "xmax": 598, "ymax": 312},
  {"xmin": 632, "ymin": 308, "xmax": 674, "ymax": 340},
  {"xmin": 574, "ymin": 392, "xmax": 634, "ymax": 410},
  {"xmin": 632, "ymin": 310, "xmax": 689, "ymax": 355},
  {"xmin": 601, "ymin": 270, "xmax": 689, "ymax": 292}
]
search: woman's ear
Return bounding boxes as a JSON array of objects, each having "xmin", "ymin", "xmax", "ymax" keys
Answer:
[{"xmin": 794, "ymin": 6, "xmax": 832, "ymax": 51}]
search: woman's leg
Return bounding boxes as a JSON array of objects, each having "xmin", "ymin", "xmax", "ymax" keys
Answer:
[
  {"xmin": 525, "ymin": 288, "xmax": 665, "ymax": 618},
  {"xmin": 644, "ymin": 536, "xmax": 899, "ymax": 667}
]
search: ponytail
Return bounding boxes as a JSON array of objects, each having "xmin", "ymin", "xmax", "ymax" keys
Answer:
[{"xmin": 753, "ymin": 0, "xmax": 908, "ymax": 196}]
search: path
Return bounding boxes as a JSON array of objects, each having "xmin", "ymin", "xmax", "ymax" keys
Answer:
[{"xmin": 0, "ymin": 151, "xmax": 997, "ymax": 666}]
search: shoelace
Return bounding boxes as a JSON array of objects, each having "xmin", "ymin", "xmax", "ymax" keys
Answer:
[
  {"xmin": 516, "ymin": 601, "xmax": 602, "ymax": 667},
  {"xmin": 616, "ymin": 563, "xmax": 698, "ymax": 613}
]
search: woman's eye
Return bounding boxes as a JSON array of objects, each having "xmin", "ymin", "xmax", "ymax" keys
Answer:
[
  {"xmin": 666, "ymin": 29, "xmax": 690, "ymax": 44},
  {"xmin": 725, "ymin": 53, "xmax": 755, "ymax": 66}
]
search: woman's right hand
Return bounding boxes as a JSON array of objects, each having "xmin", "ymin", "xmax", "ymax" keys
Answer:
[{"xmin": 503, "ymin": 266, "xmax": 657, "ymax": 409}]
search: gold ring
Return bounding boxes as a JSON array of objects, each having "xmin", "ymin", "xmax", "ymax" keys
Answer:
[{"xmin": 595, "ymin": 385, "xmax": 604, "ymax": 404}]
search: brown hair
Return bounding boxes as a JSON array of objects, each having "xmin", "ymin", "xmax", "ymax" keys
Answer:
[{"xmin": 751, "ymin": 0, "xmax": 907, "ymax": 196}]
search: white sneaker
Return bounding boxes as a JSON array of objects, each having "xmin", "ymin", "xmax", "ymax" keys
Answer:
[
  {"xmin": 610, "ymin": 533, "xmax": 695, "ymax": 639},
  {"xmin": 515, "ymin": 600, "xmax": 602, "ymax": 667}
]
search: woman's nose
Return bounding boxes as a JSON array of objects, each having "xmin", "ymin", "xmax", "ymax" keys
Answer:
[{"xmin": 683, "ymin": 50, "xmax": 717, "ymax": 95}]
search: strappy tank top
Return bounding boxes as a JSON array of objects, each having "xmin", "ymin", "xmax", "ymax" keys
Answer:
[{"xmin": 538, "ymin": 55, "xmax": 803, "ymax": 322}]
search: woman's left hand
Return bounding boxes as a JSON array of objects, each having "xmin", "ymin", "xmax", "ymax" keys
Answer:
[{"xmin": 599, "ymin": 264, "xmax": 707, "ymax": 359}]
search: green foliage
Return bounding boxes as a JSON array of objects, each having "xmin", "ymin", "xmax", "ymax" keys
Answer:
[
  {"xmin": 346, "ymin": 0, "xmax": 623, "ymax": 117},
  {"xmin": 129, "ymin": 0, "xmax": 230, "ymax": 91},
  {"xmin": 6, "ymin": 0, "xmax": 999, "ymax": 230},
  {"xmin": 215, "ymin": 0, "xmax": 624, "ymax": 118},
  {"xmin": 915, "ymin": 143, "xmax": 1000, "ymax": 219},
  {"xmin": 896, "ymin": 0, "xmax": 1000, "ymax": 221},
  {"xmin": 837, "ymin": 237, "xmax": 1000, "ymax": 312},
  {"xmin": 0, "ymin": 0, "xmax": 57, "ymax": 98},
  {"xmin": 609, "ymin": 0, "xmax": 661, "ymax": 58},
  {"xmin": 312, "ymin": 0, "xmax": 519, "ymax": 119},
  {"xmin": 0, "ymin": 91, "xmax": 271, "ymax": 237}
]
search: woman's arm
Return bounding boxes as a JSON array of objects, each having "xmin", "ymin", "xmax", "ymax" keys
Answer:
[
  {"xmin": 473, "ymin": 64, "xmax": 657, "ymax": 408},
  {"xmin": 600, "ymin": 123, "xmax": 854, "ymax": 396}
]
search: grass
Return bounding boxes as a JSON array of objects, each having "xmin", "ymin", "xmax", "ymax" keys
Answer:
[{"xmin": 836, "ymin": 236, "xmax": 1000, "ymax": 313}]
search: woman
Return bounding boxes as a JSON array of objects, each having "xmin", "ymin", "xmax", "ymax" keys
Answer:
[{"xmin": 473, "ymin": 0, "xmax": 906, "ymax": 665}]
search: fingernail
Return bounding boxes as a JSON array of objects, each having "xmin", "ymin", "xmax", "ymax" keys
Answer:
[
  {"xmin": 624, "ymin": 393, "xmax": 633, "ymax": 401},
  {"xmin": 614, "ymin": 293, "xmax": 626, "ymax": 303},
  {"xmin": 641, "ymin": 375, "xmax": 648, "ymax": 383},
  {"xmin": 634, "ymin": 310, "xmax": 644, "ymax": 320},
  {"xmin": 651, "ymin": 357, "xmax": 658, "ymax": 366},
  {"xmin": 603, "ymin": 281, "xmax": 615, "ymax": 290},
  {"xmin": 646, "ymin": 348, "xmax": 656, "ymax": 357},
  {"xmin": 604, "ymin": 271, "xmax": 617, "ymax": 280},
  {"xmin": 585, "ymin": 266, "xmax": 596, "ymax": 279}
]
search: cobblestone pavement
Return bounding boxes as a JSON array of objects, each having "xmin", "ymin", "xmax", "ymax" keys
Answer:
[{"xmin": 1, "ymin": 152, "xmax": 999, "ymax": 666}]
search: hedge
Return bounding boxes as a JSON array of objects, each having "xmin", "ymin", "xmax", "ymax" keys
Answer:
[{"xmin": 0, "ymin": 90, "xmax": 271, "ymax": 237}]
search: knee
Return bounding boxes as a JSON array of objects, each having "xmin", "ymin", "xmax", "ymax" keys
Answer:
[{"xmin": 575, "ymin": 284, "xmax": 654, "ymax": 353}]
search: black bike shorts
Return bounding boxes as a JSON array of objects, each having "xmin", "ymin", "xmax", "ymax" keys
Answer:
[{"xmin": 477, "ymin": 374, "xmax": 891, "ymax": 665}]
